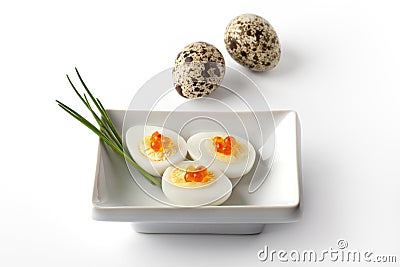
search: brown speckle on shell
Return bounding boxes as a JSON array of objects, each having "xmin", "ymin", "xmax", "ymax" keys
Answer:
[
  {"xmin": 173, "ymin": 42, "xmax": 225, "ymax": 98},
  {"xmin": 175, "ymin": 85, "xmax": 183, "ymax": 97},
  {"xmin": 224, "ymin": 14, "xmax": 281, "ymax": 71}
]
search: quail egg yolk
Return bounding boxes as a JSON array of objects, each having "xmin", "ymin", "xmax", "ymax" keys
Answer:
[
  {"xmin": 212, "ymin": 136, "xmax": 237, "ymax": 155},
  {"xmin": 184, "ymin": 165, "xmax": 210, "ymax": 183},
  {"xmin": 169, "ymin": 165, "xmax": 215, "ymax": 187},
  {"xmin": 141, "ymin": 131, "xmax": 175, "ymax": 161}
]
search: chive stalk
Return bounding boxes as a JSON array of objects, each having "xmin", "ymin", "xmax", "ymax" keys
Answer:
[{"xmin": 57, "ymin": 68, "xmax": 161, "ymax": 187}]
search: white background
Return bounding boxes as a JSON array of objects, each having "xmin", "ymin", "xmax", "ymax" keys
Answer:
[{"xmin": 1, "ymin": 0, "xmax": 399, "ymax": 266}]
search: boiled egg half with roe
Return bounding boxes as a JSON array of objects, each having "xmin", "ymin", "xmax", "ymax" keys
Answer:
[
  {"xmin": 126, "ymin": 125, "xmax": 188, "ymax": 176},
  {"xmin": 162, "ymin": 161, "xmax": 232, "ymax": 206},
  {"xmin": 187, "ymin": 132, "xmax": 256, "ymax": 179}
]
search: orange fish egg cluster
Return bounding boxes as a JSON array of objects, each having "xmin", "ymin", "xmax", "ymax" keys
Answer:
[
  {"xmin": 184, "ymin": 165, "xmax": 210, "ymax": 183},
  {"xmin": 150, "ymin": 131, "xmax": 168, "ymax": 152},
  {"xmin": 212, "ymin": 136, "xmax": 236, "ymax": 155}
]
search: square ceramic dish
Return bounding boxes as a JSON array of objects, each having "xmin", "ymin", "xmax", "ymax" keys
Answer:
[{"xmin": 92, "ymin": 110, "xmax": 302, "ymax": 234}]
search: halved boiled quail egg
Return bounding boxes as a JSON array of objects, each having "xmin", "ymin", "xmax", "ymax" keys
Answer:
[
  {"xmin": 162, "ymin": 161, "xmax": 232, "ymax": 206},
  {"xmin": 126, "ymin": 125, "xmax": 187, "ymax": 176},
  {"xmin": 187, "ymin": 132, "xmax": 256, "ymax": 179}
]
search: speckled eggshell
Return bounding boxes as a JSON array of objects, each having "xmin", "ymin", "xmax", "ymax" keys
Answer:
[
  {"xmin": 173, "ymin": 42, "xmax": 225, "ymax": 99},
  {"xmin": 224, "ymin": 14, "xmax": 281, "ymax": 71}
]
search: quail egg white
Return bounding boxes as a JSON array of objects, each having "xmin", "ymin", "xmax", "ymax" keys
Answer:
[
  {"xmin": 187, "ymin": 132, "xmax": 256, "ymax": 179},
  {"xmin": 126, "ymin": 125, "xmax": 188, "ymax": 177},
  {"xmin": 173, "ymin": 41, "xmax": 225, "ymax": 99},
  {"xmin": 224, "ymin": 14, "xmax": 281, "ymax": 71},
  {"xmin": 162, "ymin": 161, "xmax": 232, "ymax": 206}
]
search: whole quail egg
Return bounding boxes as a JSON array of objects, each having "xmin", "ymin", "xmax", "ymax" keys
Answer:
[
  {"xmin": 173, "ymin": 42, "xmax": 225, "ymax": 99},
  {"xmin": 224, "ymin": 14, "xmax": 281, "ymax": 71}
]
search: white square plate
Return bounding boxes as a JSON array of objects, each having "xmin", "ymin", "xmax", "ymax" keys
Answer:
[{"xmin": 92, "ymin": 110, "xmax": 302, "ymax": 234}]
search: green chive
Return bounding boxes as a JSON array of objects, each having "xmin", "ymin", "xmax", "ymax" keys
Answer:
[{"xmin": 56, "ymin": 69, "xmax": 161, "ymax": 187}]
